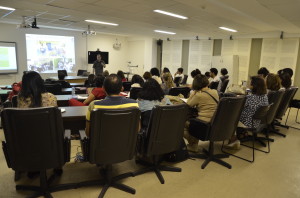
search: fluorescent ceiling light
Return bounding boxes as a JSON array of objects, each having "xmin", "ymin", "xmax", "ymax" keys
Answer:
[
  {"xmin": 219, "ymin": 27, "xmax": 237, "ymax": 32},
  {"xmin": 154, "ymin": 10, "xmax": 188, "ymax": 19},
  {"xmin": 85, "ymin": 20, "xmax": 119, "ymax": 26},
  {"xmin": 0, "ymin": 6, "xmax": 15, "ymax": 11},
  {"xmin": 154, "ymin": 30, "xmax": 176, "ymax": 35}
]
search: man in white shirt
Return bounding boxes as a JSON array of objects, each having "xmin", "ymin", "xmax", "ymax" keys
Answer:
[
  {"xmin": 174, "ymin": 68, "xmax": 184, "ymax": 84},
  {"xmin": 209, "ymin": 68, "xmax": 220, "ymax": 90}
]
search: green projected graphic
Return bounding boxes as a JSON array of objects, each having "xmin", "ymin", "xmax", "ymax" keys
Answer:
[{"xmin": 0, "ymin": 48, "xmax": 9, "ymax": 67}]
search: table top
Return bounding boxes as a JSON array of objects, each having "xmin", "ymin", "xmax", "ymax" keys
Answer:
[
  {"xmin": 0, "ymin": 90, "xmax": 11, "ymax": 95},
  {"xmin": 56, "ymin": 94, "xmax": 88, "ymax": 101},
  {"xmin": 50, "ymin": 76, "xmax": 88, "ymax": 80},
  {"xmin": 59, "ymin": 106, "xmax": 88, "ymax": 119},
  {"xmin": 0, "ymin": 85, "xmax": 12, "ymax": 89},
  {"xmin": 70, "ymin": 83, "xmax": 84, "ymax": 87}
]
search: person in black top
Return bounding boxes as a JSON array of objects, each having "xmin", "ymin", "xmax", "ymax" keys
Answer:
[
  {"xmin": 93, "ymin": 54, "xmax": 106, "ymax": 75},
  {"xmin": 57, "ymin": 71, "xmax": 71, "ymax": 88}
]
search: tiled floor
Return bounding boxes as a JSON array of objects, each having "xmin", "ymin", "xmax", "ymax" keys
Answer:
[{"xmin": 0, "ymin": 108, "xmax": 300, "ymax": 198}]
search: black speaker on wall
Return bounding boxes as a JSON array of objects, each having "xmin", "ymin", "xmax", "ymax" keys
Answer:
[{"xmin": 157, "ymin": 39, "xmax": 163, "ymax": 46}]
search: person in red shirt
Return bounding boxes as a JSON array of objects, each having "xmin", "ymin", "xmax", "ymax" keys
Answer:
[{"xmin": 117, "ymin": 70, "xmax": 127, "ymax": 82}]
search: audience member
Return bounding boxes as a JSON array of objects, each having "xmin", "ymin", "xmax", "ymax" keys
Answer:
[
  {"xmin": 7, "ymin": 81, "xmax": 22, "ymax": 102},
  {"xmin": 205, "ymin": 71, "xmax": 212, "ymax": 83},
  {"xmin": 162, "ymin": 67, "xmax": 171, "ymax": 75},
  {"xmin": 278, "ymin": 68, "xmax": 293, "ymax": 78},
  {"xmin": 210, "ymin": 68, "xmax": 219, "ymax": 82},
  {"xmin": 117, "ymin": 70, "xmax": 127, "ymax": 82},
  {"xmin": 143, "ymin": 71, "xmax": 152, "ymax": 81},
  {"xmin": 266, "ymin": 73, "xmax": 281, "ymax": 92},
  {"xmin": 150, "ymin": 68, "xmax": 162, "ymax": 84},
  {"xmin": 257, "ymin": 67, "xmax": 269, "ymax": 78},
  {"xmin": 131, "ymin": 74, "xmax": 145, "ymax": 88},
  {"xmin": 18, "ymin": 71, "xmax": 57, "ymax": 108},
  {"xmin": 161, "ymin": 72, "xmax": 175, "ymax": 94},
  {"xmin": 84, "ymin": 74, "xmax": 95, "ymax": 87},
  {"xmin": 183, "ymin": 74, "xmax": 219, "ymax": 152},
  {"xmin": 57, "ymin": 71, "xmax": 71, "ymax": 88},
  {"xmin": 103, "ymin": 70, "xmax": 109, "ymax": 78},
  {"xmin": 217, "ymin": 68, "xmax": 229, "ymax": 91},
  {"xmin": 85, "ymin": 74, "xmax": 139, "ymax": 136},
  {"xmin": 174, "ymin": 68, "xmax": 184, "ymax": 83},
  {"xmin": 280, "ymin": 72, "xmax": 292, "ymax": 89},
  {"xmin": 190, "ymin": 69, "xmax": 201, "ymax": 78}
]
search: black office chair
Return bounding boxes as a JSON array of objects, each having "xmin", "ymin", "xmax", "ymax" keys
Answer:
[
  {"xmin": 173, "ymin": 77, "xmax": 182, "ymax": 87},
  {"xmin": 129, "ymin": 87, "xmax": 142, "ymax": 100},
  {"xmin": 77, "ymin": 69, "xmax": 87, "ymax": 76},
  {"xmin": 289, "ymin": 99, "xmax": 300, "ymax": 128},
  {"xmin": 220, "ymin": 79, "xmax": 229, "ymax": 93},
  {"xmin": 78, "ymin": 108, "xmax": 140, "ymax": 198},
  {"xmin": 180, "ymin": 75, "xmax": 188, "ymax": 85},
  {"xmin": 44, "ymin": 83, "xmax": 62, "ymax": 95},
  {"xmin": 189, "ymin": 97, "xmax": 246, "ymax": 169},
  {"xmin": 57, "ymin": 69, "xmax": 68, "ymax": 76},
  {"xmin": 209, "ymin": 81, "xmax": 219, "ymax": 90},
  {"xmin": 133, "ymin": 104, "xmax": 188, "ymax": 184},
  {"xmin": 169, "ymin": 87, "xmax": 191, "ymax": 98},
  {"xmin": 1, "ymin": 107, "xmax": 74, "ymax": 197},
  {"xmin": 272, "ymin": 87, "xmax": 298, "ymax": 137},
  {"xmin": 122, "ymin": 82, "xmax": 132, "ymax": 92}
]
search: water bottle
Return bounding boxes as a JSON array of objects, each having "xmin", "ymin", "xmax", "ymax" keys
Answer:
[{"xmin": 72, "ymin": 87, "xmax": 76, "ymax": 98}]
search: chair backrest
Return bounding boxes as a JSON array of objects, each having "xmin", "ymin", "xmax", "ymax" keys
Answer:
[
  {"xmin": 129, "ymin": 87, "xmax": 143, "ymax": 100},
  {"xmin": 89, "ymin": 108, "xmax": 140, "ymax": 165},
  {"xmin": 181, "ymin": 75, "xmax": 188, "ymax": 85},
  {"xmin": 1, "ymin": 107, "xmax": 65, "ymax": 171},
  {"xmin": 173, "ymin": 77, "xmax": 182, "ymax": 87},
  {"xmin": 58, "ymin": 69, "xmax": 68, "ymax": 76},
  {"xmin": 209, "ymin": 81, "xmax": 219, "ymax": 90},
  {"xmin": 77, "ymin": 69, "xmax": 87, "ymax": 76},
  {"xmin": 45, "ymin": 83, "xmax": 62, "ymax": 95},
  {"xmin": 266, "ymin": 90, "xmax": 285, "ymax": 124},
  {"xmin": 276, "ymin": 87, "xmax": 298, "ymax": 119},
  {"xmin": 220, "ymin": 79, "xmax": 229, "ymax": 93},
  {"xmin": 209, "ymin": 97, "xmax": 246, "ymax": 141},
  {"xmin": 252, "ymin": 105, "xmax": 271, "ymax": 126},
  {"xmin": 145, "ymin": 104, "xmax": 188, "ymax": 156},
  {"xmin": 122, "ymin": 82, "xmax": 132, "ymax": 92},
  {"xmin": 169, "ymin": 87, "xmax": 191, "ymax": 98}
]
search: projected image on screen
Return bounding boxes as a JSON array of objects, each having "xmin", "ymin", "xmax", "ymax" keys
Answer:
[
  {"xmin": 0, "ymin": 42, "xmax": 18, "ymax": 74},
  {"xmin": 26, "ymin": 34, "xmax": 75, "ymax": 73}
]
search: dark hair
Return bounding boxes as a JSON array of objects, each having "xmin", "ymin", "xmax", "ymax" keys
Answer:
[
  {"xmin": 191, "ymin": 69, "xmax": 201, "ymax": 78},
  {"xmin": 251, "ymin": 76, "xmax": 267, "ymax": 95},
  {"xmin": 163, "ymin": 67, "xmax": 170, "ymax": 73},
  {"xmin": 103, "ymin": 74, "xmax": 122, "ymax": 95},
  {"xmin": 103, "ymin": 70, "xmax": 109, "ymax": 77},
  {"xmin": 266, "ymin": 73, "xmax": 281, "ymax": 91},
  {"xmin": 280, "ymin": 72, "xmax": 292, "ymax": 89},
  {"xmin": 138, "ymin": 78, "xmax": 165, "ymax": 101},
  {"xmin": 117, "ymin": 70, "xmax": 125, "ymax": 79},
  {"xmin": 88, "ymin": 74, "xmax": 95, "ymax": 83},
  {"xmin": 94, "ymin": 75, "xmax": 105, "ymax": 87},
  {"xmin": 204, "ymin": 72, "xmax": 210, "ymax": 78},
  {"xmin": 210, "ymin": 68, "xmax": 218, "ymax": 75},
  {"xmin": 19, "ymin": 71, "xmax": 46, "ymax": 107},
  {"xmin": 257, "ymin": 67, "xmax": 269, "ymax": 78},
  {"xmin": 178, "ymin": 68, "xmax": 183, "ymax": 73},
  {"xmin": 150, "ymin": 68, "xmax": 160, "ymax": 76},
  {"xmin": 221, "ymin": 68, "xmax": 228, "ymax": 76},
  {"xmin": 282, "ymin": 68, "xmax": 293, "ymax": 77},
  {"xmin": 143, "ymin": 71, "xmax": 152, "ymax": 80},
  {"xmin": 58, "ymin": 71, "xmax": 66, "ymax": 80},
  {"xmin": 131, "ymin": 74, "xmax": 144, "ymax": 87},
  {"xmin": 192, "ymin": 74, "xmax": 209, "ymax": 91}
]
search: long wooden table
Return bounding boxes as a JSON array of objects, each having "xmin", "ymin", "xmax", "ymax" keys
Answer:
[
  {"xmin": 56, "ymin": 94, "xmax": 88, "ymax": 106},
  {"xmin": 59, "ymin": 106, "xmax": 88, "ymax": 131},
  {"xmin": 61, "ymin": 88, "xmax": 87, "ymax": 95},
  {"xmin": 50, "ymin": 76, "xmax": 87, "ymax": 83}
]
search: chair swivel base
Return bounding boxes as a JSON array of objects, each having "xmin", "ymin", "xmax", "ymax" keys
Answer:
[
  {"xmin": 133, "ymin": 159, "xmax": 181, "ymax": 184},
  {"xmin": 16, "ymin": 171, "xmax": 77, "ymax": 198},
  {"xmin": 78, "ymin": 167, "xmax": 135, "ymax": 198},
  {"xmin": 190, "ymin": 148, "xmax": 231, "ymax": 169}
]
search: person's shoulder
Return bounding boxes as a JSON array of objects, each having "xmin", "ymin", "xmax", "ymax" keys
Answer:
[
  {"xmin": 122, "ymin": 97, "xmax": 138, "ymax": 104},
  {"xmin": 43, "ymin": 92, "xmax": 56, "ymax": 98}
]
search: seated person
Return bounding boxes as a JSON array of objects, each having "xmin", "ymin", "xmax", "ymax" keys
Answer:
[
  {"xmin": 85, "ymin": 74, "xmax": 139, "ymax": 136},
  {"xmin": 103, "ymin": 70, "xmax": 109, "ymax": 78},
  {"xmin": 57, "ymin": 71, "xmax": 71, "ymax": 88},
  {"xmin": 138, "ymin": 78, "xmax": 172, "ymax": 132},
  {"xmin": 205, "ymin": 71, "xmax": 212, "ymax": 83},
  {"xmin": 226, "ymin": 76, "xmax": 269, "ymax": 149},
  {"xmin": 143, "ymin": 71, "xmax": 152, "ymax": 81},
  {"xmin": 162, "ymin": 67, "xmax": 171, "ymax": 78},
  {"xmin": 183, "ymin": 74, "xmax": 219, "ymax": 152},
  {"xmin": 84, "ymin": 74, "xmax": 95, "ymax": 87},
  {"xmin": 174, "ymin": 68, "xmax": 184, "ymax": 83},
  {"xmin": 18, "ymin": 71, "xmax": 57, "ymax": 108},
  {"xmin": 266, "ymin": 73, "xmax": 281, "ymax": 92},
  {"xmin": 161, "ymin": 72, "xmax": 175, "ymax": 94},
  {"xmin": 117, "ymin": 70, "xmax": 127, "ymax": 82},
  {"xmin": 190, "ymin": 69, "xmax": 201, "ymax": 79},
  {"xmin": 150, "ymin": 68, "xmax": 162, "ymax": 84},
  {"xmin": 217, "ymin": 68, "xmax": 229, "ymax": 91},
  {"xmin": 69, "ymin": 75, "xmax": 106, "ymax": 106},
  {"xmin": 279, "ymin": 72, "xmax": 292, "ymax": 89},
  {"xmin": 257, "ymin": 67, "xmax": 269, "ymax": 78},
  {"xmin": 131, "ymin": 74, "xmax": 144, "ymax": 88}
]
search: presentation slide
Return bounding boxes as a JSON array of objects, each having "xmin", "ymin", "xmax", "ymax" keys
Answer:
[
  {"xmin": 0, "ymin": 42, "xmax": 18, "ymax": 74},
  {"xmin": 26, "ymin": 34, "xmax": 75, "ymax": 73}
]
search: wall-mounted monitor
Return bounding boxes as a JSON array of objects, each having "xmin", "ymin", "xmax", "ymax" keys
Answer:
[
  {"xmin": 0, "ymin": 41, "xmax": 18, "ymax": 74},
  {"xmin": 88, "ymin": 51, "xmax": 109, "ymax": 64},
  {"xmin": 26, "ymin": 34, "xmax": 75, "ymax": 73}
]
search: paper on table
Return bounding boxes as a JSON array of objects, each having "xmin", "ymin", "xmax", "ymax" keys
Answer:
[
  {"xmin": 60, "ymin": 108, "xmax": 66, "ymax": 113},
  {"xmin": 77, "ymin": 95, "xmax": 88, "ymax": 99},
  {"xmin": 180, "ymin": 98, "xmax": 188, "ymax": 103}
]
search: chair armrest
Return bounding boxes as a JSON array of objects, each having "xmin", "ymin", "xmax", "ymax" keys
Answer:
[
  {"xmin": 63, "ymin": 129, "xmax": 71, "ymax": 162},
  {"xmin": 79, "ymin": 130, "xmax": 89, "ymax": 161}
]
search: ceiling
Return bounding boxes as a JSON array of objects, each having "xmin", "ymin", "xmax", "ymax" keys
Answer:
[{"xmin": 0, "ymin": 0, "xmax": 300, "ymax": 39}]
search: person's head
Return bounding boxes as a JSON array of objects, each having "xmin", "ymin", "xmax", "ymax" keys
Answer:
[
  {"xmin": 221, "ymin": 68, "xmax": 228, "ymax": 76},
  {"xmin": 250, "ymin": 76, "xmax": 267, "ymax": 95},
  {"xmin": 58, "ymin": 71, "xmax": 66, "ymax": 80},
  {"xmin": 257, "ymin": 67, "xmax": 269, "ymax": 78},
  {"xmin": 150, "ymin": 68, "xmax": 160, "ymax": 76},
  {"xmin": 96, "ymin": 54, "xmax": 102, "ymax": 61},
  {"xmin": 282, "ymin": 68, "xmax": 293, "ymax": 77},
  {"xmin": 162, "ymin": 72, "xmax": 175, "ymax": 89},
  {"xmin": 177, "ymin": 68, "xmax": 183, "ymax": 74},
  {"xmin": 19, "ymin": 71, "xmax": 45, "ymax": 107},
  {"xmin": 138, "ymin": 78, "xmax": 164, "ymax": 101},
  {"xmin": 204, "ymin": 72, "xmax": 210, "ymax": 78},
  {"xmin": 191, "ymin": 69, "xmax": 201, "ymax": 78},
  {"xmin": 143, "ymin": 71, "xmax": 152, "ymax": 80},
  {"xmin": 103, "ymin": 74, "xmax": 122, "ymax": 95},
  {"xmin": 280, "ymin": 72, "xmax": 292, "ymax": 89},
  {"xmin": 131, "ymin": 74, "xmax": 144, "ymax": 87},
  {"xmin": 117, "ymin": 70, "xmax": 125, "ymax": 79},
  {"xmin": 94, "ymin": 75, "xmax": 105, "ymax": 88},
  {"xmin": 162, "ymin": 67, "xmax": 170, "ymax": 73},
  {"xmin": 210, "ymin": 68, "xmax": 218, "ymax": 78},
  {"xmin": 103, "ymin": 70, "xmax": 109, "ymax": 77},
  {"xmin": 192, "ymin": 74, "xmax": 209, "ymax": 91},
  {"xmin": 266, "ymin": 73, "xmax": 281, "ymax": 91}
]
